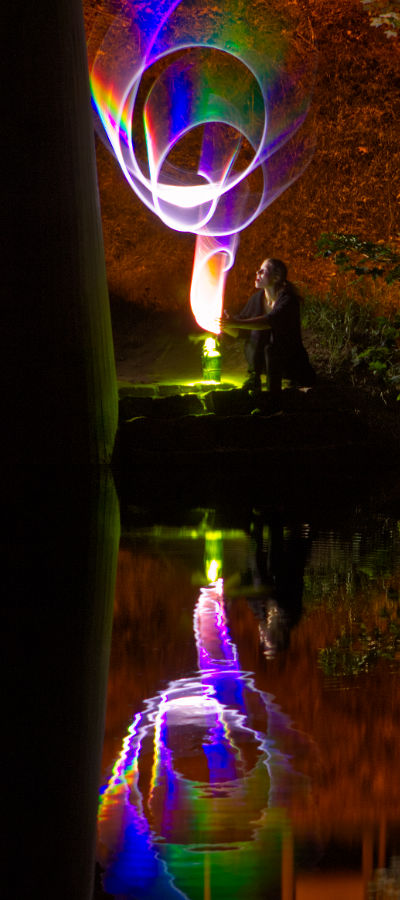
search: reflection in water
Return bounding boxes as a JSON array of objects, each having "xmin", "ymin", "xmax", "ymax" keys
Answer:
[
  {"xmin": 98, "ymin": 578, "xmax": 311, "ymax": 899},
  {"xmin": 96, "ymin": 510, "xmax": 400, "ymax": 899},
  {"xmin": 5, "ymin": 467, "xmax": 120, "ymax": 900},
  {"xmin": 224, "ymin": 513, "xmax": 312, "ymax": 658}
]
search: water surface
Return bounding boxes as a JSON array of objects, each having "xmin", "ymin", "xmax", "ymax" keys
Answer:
[{"xmin": 94, "ymin": 507, "xmax": 400, "ymax": 900}]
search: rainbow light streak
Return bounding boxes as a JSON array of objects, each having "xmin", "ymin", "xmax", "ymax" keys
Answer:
[
  {"xmin": 97, "ymin": 578, "xmax": 311, "ymax": 897},
  {"xmin": 89, "ymin": 0, "xmax": 316, "ymax": 332}
]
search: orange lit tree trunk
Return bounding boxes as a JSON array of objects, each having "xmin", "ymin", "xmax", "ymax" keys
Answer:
[{"xmin": 3, "ymin": 1, "xmax": 118, "ymax": 463}]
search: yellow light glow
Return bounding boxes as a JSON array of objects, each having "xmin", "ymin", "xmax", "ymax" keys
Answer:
[
  {"xmin": 206, "ymin": 559, "xmax": 221, "ymax": 582},
  {"xmin": 190, "ymin": 235, "xmax": 238, "ymax": 334},
  {"xmin": 204, "ymin": 337, "xmax": 217, "ymax": 354}
]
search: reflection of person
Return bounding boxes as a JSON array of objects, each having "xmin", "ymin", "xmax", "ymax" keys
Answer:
[
  {"xmin": 251, "ymin": 512, "xmax": 311, "ymax": 655},
  {"xmin": 225, "ymin": 510, "xmax": 312, "ymax": 656},
  {"xmin": 220, "ymin": 258, "xmax": 316, "ymax": 407}
]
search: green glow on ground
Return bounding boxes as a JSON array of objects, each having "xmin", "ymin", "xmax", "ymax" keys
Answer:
[{"xmin": 118, "ymin": 376, "xmax": 244, "ymax": 393}]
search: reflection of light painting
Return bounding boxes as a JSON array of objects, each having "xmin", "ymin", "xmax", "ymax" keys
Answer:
[
  {"xmin": 89, "ymin": 0, "xmax": 316, "ymax": 332},
  {"xmin": 97, "ymin": 579, "xmax": 310, "ymax": 899}
]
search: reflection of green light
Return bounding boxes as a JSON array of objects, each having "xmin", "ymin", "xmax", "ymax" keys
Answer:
[
  {"xmin": 160, "ymin": 805, "xmax": 287, "ymax": 900},
  {"xmin": 206, "ymin": 558, "xmax": 221, "ymax": 582},
  {"xmin": 127, "ymin": 523, "xmax": 246, "ymax": 541},
  {"xmin": 205, "ymin": 530, "xmax": 223, "ymax": 582},
  {"xmin": 263, "ymin": 524, "xmax": 271, "ymax": 543}
]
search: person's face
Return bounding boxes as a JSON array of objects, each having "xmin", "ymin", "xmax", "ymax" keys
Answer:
[{"xmin": 255, "ymin": 259, "xmax": 274, "ymax": 290}]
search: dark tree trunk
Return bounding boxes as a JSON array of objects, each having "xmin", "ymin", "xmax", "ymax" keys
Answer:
[
  {"xmin": 4, "ymin": 468, "xmax": 120, "ymax": 900},
  {"xmin": 2, "ymin": 1, "xmax": 118, "ymax": 463},
  {"xmin": 3, "ymin": 4, "xmax": 121, "ymax": 898}
]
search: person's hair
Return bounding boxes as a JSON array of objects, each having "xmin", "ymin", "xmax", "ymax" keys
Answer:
[
  {"xmin": 268, "ymin": 258, "xmax": 287, "ymax": 285},
  {"xmin": 268, "ymin": 257, "xmax": 304, "ymax": 303}
]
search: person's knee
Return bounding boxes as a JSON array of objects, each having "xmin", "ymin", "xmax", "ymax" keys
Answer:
[
  {"xmin": 246, "ymin": 343, "xmax": 266, "ymax": 375},
  {"xmin": 265, "ymin": 348, "xmax": 282, "ymax": 375}
]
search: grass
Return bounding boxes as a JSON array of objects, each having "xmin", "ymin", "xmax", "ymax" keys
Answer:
[{"xmin": 302, "ymin": 287, "xmax": 400, "ymax": 400}]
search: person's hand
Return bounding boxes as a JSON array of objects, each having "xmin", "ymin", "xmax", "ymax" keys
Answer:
[
  {"xmin": 220, "ymin": 311, "xmax": 238, "ymax": 326},
  {"xmin": 219, "ymin": 315, "xmax": 239, "ymax": 338},
  {"xmin": 218, "ymin": 311, "xmax": 230, "ymax": 330}
]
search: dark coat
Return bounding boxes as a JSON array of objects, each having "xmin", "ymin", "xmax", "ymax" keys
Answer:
[{"xmin": 238, "ymin": 284, "xmax": 315, "ymax": 385}]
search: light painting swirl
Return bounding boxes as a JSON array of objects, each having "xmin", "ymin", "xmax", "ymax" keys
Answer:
[
  {"xmin": 97, "ymin": 580, "xmax": 311, "ymax": 898},
  {"xmin": 89, "ymin": 0, "xmax": 316, "ymax": 332}
]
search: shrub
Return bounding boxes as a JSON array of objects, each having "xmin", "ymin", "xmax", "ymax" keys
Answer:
[{"xmin": 302, "ymin": 234, "xmax": 400, "ymax": 398}]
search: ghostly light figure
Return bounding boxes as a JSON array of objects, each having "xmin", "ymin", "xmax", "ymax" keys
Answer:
[{"xmin": 89, "ymin": 0, "xmax": 316, "ymax": 333}]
